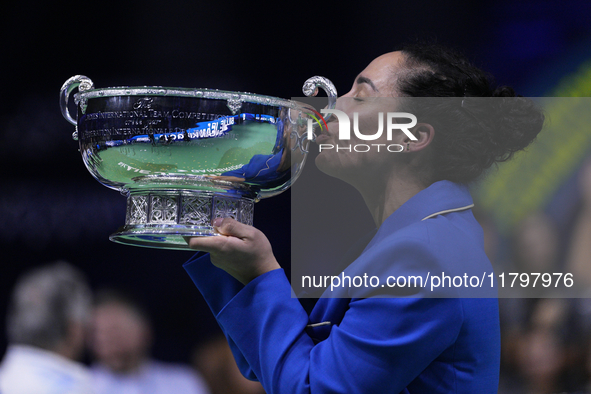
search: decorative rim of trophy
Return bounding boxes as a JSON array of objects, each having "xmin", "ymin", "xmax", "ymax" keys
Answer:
[
  {"xmin": 60, "ymin": 75, "xmax": 336, "ymax": 250},
  {"xmin": 72, "ymin": 86, "xmax": 296, "ymax": 109}
]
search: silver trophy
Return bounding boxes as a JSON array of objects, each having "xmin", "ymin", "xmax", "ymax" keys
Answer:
[{"xmin": 60, "ymin": 75, "xmax": 336, "ymax": 249}]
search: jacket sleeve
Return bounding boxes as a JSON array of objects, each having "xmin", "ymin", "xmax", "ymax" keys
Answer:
[{"xmin": 183, "ymin": 249, "xmax": 464, "ymax": 394}]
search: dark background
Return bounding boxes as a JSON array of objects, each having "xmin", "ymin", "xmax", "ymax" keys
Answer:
[{"xmin": 1, "ymin": 0, "xmax": 591, "ymax": 365}]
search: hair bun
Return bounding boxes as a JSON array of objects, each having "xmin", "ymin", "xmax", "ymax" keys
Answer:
[
  {"xmin": 398, "ymin": 41, "xmax": 545, "ymax": 184},
  {"xmin": 488, "ymin": 95, "xmax": 544, "ymax": 163},
  {"xmin": 492, "ymin": 86, "xmax": 516, "ymax": 97}
]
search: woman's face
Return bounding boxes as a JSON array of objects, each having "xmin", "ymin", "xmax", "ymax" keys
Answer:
[{"xmin": 314, "ymin": 51, "xmax": 410, "ymax": 186}]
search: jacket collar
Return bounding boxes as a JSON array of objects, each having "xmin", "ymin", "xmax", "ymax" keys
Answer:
[{"xmin": 364, "ymin": 180, "xmax": 474, "ymax": 251}]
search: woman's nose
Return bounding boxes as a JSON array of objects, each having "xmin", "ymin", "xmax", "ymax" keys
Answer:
[{"xmin": 341, "ymin": 89, "xmax": 353, "ymax": 98}]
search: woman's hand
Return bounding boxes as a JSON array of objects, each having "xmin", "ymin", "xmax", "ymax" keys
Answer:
[{"xmin": 185, "ymin": 218, "xmax": 281, "ymax": 285}]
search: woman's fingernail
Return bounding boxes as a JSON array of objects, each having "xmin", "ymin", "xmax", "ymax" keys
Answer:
[{"xmin": 212, "ymin": 218, "xmax": 223, "ymax": 228}]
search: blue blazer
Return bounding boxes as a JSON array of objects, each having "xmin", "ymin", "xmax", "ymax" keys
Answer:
[{"xmin": 184, "ymin": 181, "xmax": 500, "ymax": 393}]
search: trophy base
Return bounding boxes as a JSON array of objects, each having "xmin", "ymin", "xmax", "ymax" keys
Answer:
[{"xmin": 109, "ymin": 190, "xmax": 255, "ymax": 250}]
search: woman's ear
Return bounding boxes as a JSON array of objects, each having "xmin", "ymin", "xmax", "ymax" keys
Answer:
[{"xmin": 406, "ymin": 123, "xmax": 434, "ymax": 152}]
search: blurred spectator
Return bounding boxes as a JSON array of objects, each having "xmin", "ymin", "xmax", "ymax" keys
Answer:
[
  {"xmin": 495, "ymin": 205, "xmax": 578, "ymax": 393},
  {"xmin": 89, "ymin": 289, "xmax": 210, "ymax": 394},
  {"xmin": 499, "ymin": 298, "xmax": 582, "ymax": 393},
  {"xmin": 514, "ymin": 212, "xmax": 560, "ymax": 275},
  {"xmin": 516, "ymin": 326, "xmax": 568, "ymax": 394},
  {"xmin": 583, "ymin": 334, "xmax": 591, "ymax": 393},
  {"xmin": 193, "ymin": 335, "xmax": 265, "ymax": 394},
  {"xmin": 0, "ymin": 261, "xmax": 94, "ymax": 394},
  {"xmin": 566, "ymin": 157, "xmax": 591, "ymax": 292},
  {"xmin": 565, "ymin": 157, "xmax": 591, "ymax": 392}
]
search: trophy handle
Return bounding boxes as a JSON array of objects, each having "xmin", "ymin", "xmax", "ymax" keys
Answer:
[
  {"xmin": 60, "ymin": 75, "xmax": 94, "ymax": 125},
  {"xmin": 302, "ymin": 76, "xmax": 337, "ymax": 121}
]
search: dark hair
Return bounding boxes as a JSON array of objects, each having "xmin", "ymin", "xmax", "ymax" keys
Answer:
[
  {"xmin": 94, "ymin": 288, "xmax": 152, "ymax": 325},
  {"xmin": 6, "ymin": 262, "xmax": 92, "ymax": 350},
  {"xmin": 397, "ymin": 41, "xmax": 545, "ymax": 184}
]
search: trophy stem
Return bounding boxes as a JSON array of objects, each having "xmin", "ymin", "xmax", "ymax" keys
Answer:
[{"xmin": 110, "ymin": 190, "xmax": 254, "ymax": 250}]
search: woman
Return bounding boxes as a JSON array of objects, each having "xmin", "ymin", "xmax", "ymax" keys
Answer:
[{"xmin": 183, "ymin": 42, "xmax": 544, "ymax": 393}]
